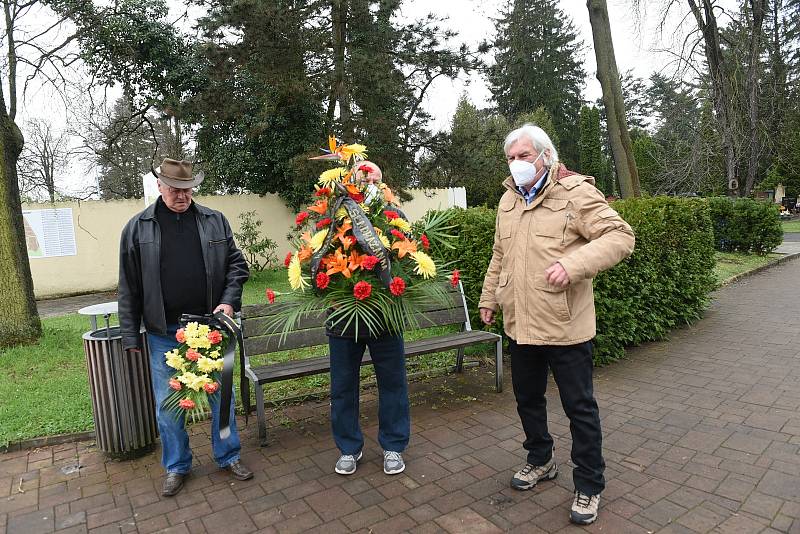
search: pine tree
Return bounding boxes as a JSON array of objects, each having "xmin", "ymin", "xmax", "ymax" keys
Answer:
[{"xmin": 489, "ymin": 0, "xmax": 585, "ymax": 166}]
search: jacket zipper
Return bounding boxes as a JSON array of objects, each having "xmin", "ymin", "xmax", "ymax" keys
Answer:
[{"xmin": 561, "ymin": 213, "xmax": 573, "ymax": 246}]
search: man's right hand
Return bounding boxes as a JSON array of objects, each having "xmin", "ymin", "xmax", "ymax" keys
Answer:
[
  {"xmin": 126, "ymin": 348, "xmax": 141, "ymax": 354},
  {"xmin": 479, "ymin": 307, "xmax": 495, "ymax": 325}
]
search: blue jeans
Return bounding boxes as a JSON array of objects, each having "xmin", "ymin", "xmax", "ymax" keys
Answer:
[
  {"xmin": 147, "ymin": 326, "xmax": 241, "ymax": 474},
  {"xmin": 329, "ymin": 334, "xmax": 410, "ymax": 455}
]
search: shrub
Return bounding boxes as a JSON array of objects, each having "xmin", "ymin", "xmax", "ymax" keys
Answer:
[
  {"xmin": 593, "ymin": 197, "xmax": 717, "ymax": 363},
  {"xmin": 437, "ymin": 197, "xmax": 717, "ymax": 364},
  {"xmin": 707, "ymin": 197, "xmax": 783, "ymax": 255},
  {"xmin": 235, "ymin": 211, "xmax": 278, "ymax": 271}
]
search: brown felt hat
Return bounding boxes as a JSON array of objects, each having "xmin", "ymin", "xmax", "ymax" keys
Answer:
[{"xmin": 152, "ymin": 158, "xmax": 204, "ymax": 189}]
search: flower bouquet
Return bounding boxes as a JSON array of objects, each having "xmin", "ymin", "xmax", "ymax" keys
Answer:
[
  {"xmin": 162, "ymin": 322, "xmax": 228, "ymax": 424},
  {"xmin": 267, "ymin": 136, "xmax": 458, "ymax": 338}
]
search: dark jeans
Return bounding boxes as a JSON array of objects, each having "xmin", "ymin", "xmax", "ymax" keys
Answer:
[
  {"xmin": 509, "ymin": 338, "xmax": 605, "ymax": 495},
  {"xmin": 328, "ymin": 334, "xmax": 410, "ymax": 455}
]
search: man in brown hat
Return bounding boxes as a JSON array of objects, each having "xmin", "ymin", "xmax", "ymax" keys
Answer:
[{"xmin": 119, "ymin": 158, "xmax": 253, "ymax": 497}]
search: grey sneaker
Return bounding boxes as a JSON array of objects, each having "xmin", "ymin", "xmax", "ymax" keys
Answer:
[
  {"xmin": 570, "ymin": 491, "xmax": 600, "ymax": 525},
  {"xmin": 510, "ymin": 457, "xmax": 558, "ymax": 490},
  {"xmin": 383, "ymin": 450, "xmax": 405, "ymax": 475},
  {"xmin": 335, "ymin": 451, "xmax": 363, "ymax": 475}
]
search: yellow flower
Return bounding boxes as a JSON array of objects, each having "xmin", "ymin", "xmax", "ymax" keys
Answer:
[
  {"xmin": 214, "ymin": 359, "xmax": 224, "ymax": 372},
  {"xmin": 319, "ymin": 167, "xmax": 348, "ymax": 186},
  {"xmin": 208, "ymin": 350, "xmax": 221, "ymax": 359},
  {"xmin": 411, "ymin": 251, "xmax": 436, "ymax": 279},
  {"xmin": 197, "ymin": 357, "xmax": 217, "ymax": 373},
  {"xmin": 310, "ymin": 229, "xmax": 328, "ymax": 252},
  {"xmin": 340, "ymin": 144, "xmax": 367, "ymax": 160},
  {"xmin": 389, "ymin": 218, "xmax": 411, "ymax": 233},
  {"xmin": 335, "ymin": 208, "xmax": 348, "ymax": 221},
  {"xmin": 165, "ymin": 350, "xmax": 185, "ymax": 371},
  {"xmin": 177, "ymin": 372, "xmax": 211, "ymax": 391},
  {"xmin": 379, "ymin": 234, "xmax": 391, "ymax": 249},
  {"xmin": 186, "ymin": 334, "xmax": 211, "ymax": 350},
  {"xmin": 288, "ymin": 254, "xmax": 310, "ymax": 290}
]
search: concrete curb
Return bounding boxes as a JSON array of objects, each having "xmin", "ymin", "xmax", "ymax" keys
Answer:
[
  {"xmin": 1, "ymin": 431, "xmax": 95, "ymax": 454},
  {"xmin": 719, "ymin": 252, "xmax": 800, "ymax": 287}
]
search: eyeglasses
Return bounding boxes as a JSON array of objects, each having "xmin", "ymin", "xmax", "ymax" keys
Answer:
[{"xmin": 163, "ymin": 185, "xmax": 193, "ymax": 196}]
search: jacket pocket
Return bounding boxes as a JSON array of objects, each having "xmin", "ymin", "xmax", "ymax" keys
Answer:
[
  {"xmin": 498, "ymin": 198, "xmax": 516, "ymax": 239},
  {"xmin": 533, "ymin": 272, "xmax": 571, "ymax": 321},
  {"xmin": 495, "ymin": 271, "xmax": 511, "ymax": 307},
  {"xmin": 535, "ymin": 198, "xmax": 572, "ymax": 239}
]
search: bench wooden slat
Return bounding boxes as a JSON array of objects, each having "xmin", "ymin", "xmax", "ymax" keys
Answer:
[{"xmin": 250, "ymin": 330, "xmax": 500, "ymax": 384}]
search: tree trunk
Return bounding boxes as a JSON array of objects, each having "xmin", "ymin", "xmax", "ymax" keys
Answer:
[
  {"xmin": 0, "ymin": 107, "xmax": 41, "ymax": 347},
  {"xmin": 329, "ymin": 0, "xmax": 353, "ymax": 139},
  {"xmin": 744, "ymin": 0, "xmax": 768, "ymax": 196},
  {"xmin": 586, "ymin": 0, "xmax": 641, "ymax": 198},
  {"xmin": 688, "ymin": 0, "xmax": 739, "ymax": 196}
]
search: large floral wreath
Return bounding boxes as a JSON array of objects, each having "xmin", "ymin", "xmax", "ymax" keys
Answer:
[{"xmin": 267, "ymin": 137, "xmax": 459, "ymax": 337}]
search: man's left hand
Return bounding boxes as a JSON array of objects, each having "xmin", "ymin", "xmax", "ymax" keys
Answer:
[
  {"xmin": 544, "ymin": 262, "xmax": 570, "ymax": 289},
  {"xmin": 214, "ymin": 303, "xmax": 234, "ymax": 317}
]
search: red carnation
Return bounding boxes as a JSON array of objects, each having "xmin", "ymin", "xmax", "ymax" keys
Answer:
[
  {"xmin": 203, "ymin": 382, "xmax": 220, "ymax": 394},
  {"xmin": 316, "ymin": 272, "xmax": 330, "ymax": 289},
  {"xmin": 185, "ymin": 349, "xmax": 200, "ymax": 362},
  {"xmin": 178, "ymin": 398, "xmax": 196, "ymax": 410},
  {"xmin": 175, "ymin": 329, "xmax": 186, "ymax": 343},
  {"xmin": 349, "ymin": 192, "xmax": 365, "ymax": 203},
  {"xmin": 169, "ymin": 378, "xmax": 182, "ymax": 391},
  {"xmin": 316, "ymin": 217, "xmax": 332, "ymax": 229},
  {"xmin": 450, "ymin": 269, "xmax": 460, "ymax": 288},
  {"xmin": 315, "ymin": 187, "xmax": 331, "ymax": 197},
  {"xmin": 284, "ymin": 252, "xmax": 293, "ymax": 267},
  {"xmin": 389, "ymin": 276, "xmax": 406, "ymax": 296},
  {"xmin": 208, "ymin": 330, "xmax": 223, "ymax": 344},
  {"xmin": 361, "ymin": 255, "xmax": 379, "ymax": 270},
  {"xmin": 295, "ymin": 211, "xmax": 309, "ymax": 226},
  {"xmin": 383, "ymin": 210, "xmax": 399, "ymax": 220},
  {"xmin": 391, "ymin": 229, "xmax": 406, "ymax": 240},
  {"xmin": 420, "ymin": 234, "xmax": 430, "ymax": 250},
  {"xmin": 353, "ymin": 281, "xmax": 372, "ymax": 300},
  {"xmin": 358, "ymin": 164, "xmax": 372, "ymax": 173},
  {"xmin": 266, "ymin": 288, "xmax": 276, "ymax": 304}
]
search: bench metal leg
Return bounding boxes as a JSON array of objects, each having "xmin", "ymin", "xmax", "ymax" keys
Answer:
[
  {"xmin": 495, "ymin": 338, "xmax": 503, "ymax": 393},
  {"xmin": 254, "ymin": 383, "xmax": 268, "ymax": 447},
  {"xmin": 455, "ymin": 348, "xmax": 465, "ymax": 373}
]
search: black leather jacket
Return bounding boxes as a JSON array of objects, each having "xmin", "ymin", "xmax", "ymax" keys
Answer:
[{"xmin": 118, "ymin": 200, "xmax": 250, "ymax": 350}]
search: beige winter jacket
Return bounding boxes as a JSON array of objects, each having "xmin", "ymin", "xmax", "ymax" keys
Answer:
[{"xmin": 478, "ymin": 164, "xmax": 635, "ymax": 346}]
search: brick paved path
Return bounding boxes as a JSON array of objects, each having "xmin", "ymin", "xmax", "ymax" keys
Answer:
[{"xmin": 4, "ymin": 259, "xmax": 800, "ymax": 533}]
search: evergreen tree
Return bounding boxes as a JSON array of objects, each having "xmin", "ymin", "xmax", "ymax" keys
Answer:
[
  {"xmin": 489, "ymin": 0, "xmax": 585, "ymax": 166},
  {"xmin": 578, "ymin": 106, "xmax": 610, "ymax": 194},
  {"xmin": 514, "ymin": 106, "xmax": 561, "ymax": 153}
]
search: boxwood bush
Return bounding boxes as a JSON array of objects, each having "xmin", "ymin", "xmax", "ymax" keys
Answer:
[
  {"xmin": 707, "ymin": 197, "xmax": 783, "ymax": 255},
  {"xmin": 437, "ymin": 197, "xmax": 717, "ymax": 364}
]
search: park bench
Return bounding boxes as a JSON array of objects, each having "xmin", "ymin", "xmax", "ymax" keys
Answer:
[{"xmin": 239, "ymin": 283, "xmax": 503, "ymax": 446}]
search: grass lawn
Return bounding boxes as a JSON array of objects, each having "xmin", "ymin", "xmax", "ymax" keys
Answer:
[
  {"xmin": 782, "ymin": 220, "xmax": 800, "ymax": 233},
  {"xmin": 1, "ymin": 268, "xmax": 493, "ymax": 446},
  {"xmin": 714, "ymin": 252, "xmax": 782, "ymax": 284}
]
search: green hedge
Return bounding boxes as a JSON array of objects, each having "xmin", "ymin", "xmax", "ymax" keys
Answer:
[
  {"xmin": 438, "ymin": 197, "xmax": 717, "ymax": 364},
  {"xmin": 707, "ymin": 197, "xmax": 783, "ymax": 255}
]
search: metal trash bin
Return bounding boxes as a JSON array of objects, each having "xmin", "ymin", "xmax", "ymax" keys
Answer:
[{"xmin": 80, "ymin": 302, "xmax": 157, "ymax": 459}]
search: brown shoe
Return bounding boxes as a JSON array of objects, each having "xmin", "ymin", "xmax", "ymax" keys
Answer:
[
  {"xmin": 161, "ymin": 472, "xmax": 186, "ymax": 497},
  {"xmin": 225, "ymin": 461, "xmax": 253, "ymax": 481}
]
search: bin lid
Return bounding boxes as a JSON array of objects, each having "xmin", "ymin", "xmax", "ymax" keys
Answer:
[{"xmin": 78, "ymin": 301, "xmax": 118, "ymax": 316}]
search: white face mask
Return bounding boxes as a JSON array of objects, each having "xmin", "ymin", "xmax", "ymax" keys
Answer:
[
  {"xmin": 509, "ymin": 151, "xmax": 545, "ymax": 187},
  {"xmin": 364, "ymin": 183, "xmax": 380, "ymax": 204}
]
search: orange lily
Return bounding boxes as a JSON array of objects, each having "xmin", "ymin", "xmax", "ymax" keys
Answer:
[
  {"xmin": 392, "ymin": 239, "xmax": 417, "ymax": 259},
  {"xmin": 326, "ymin": 249, "xmax": 353, "ymax": 278},
  {"xmin": 308, "ymin": 199, "xmax": 328, "ymax": 215},
  {"xmin": 382, "ymin": 185, "xmax": 397, "ymax": 204},
  {"xmin": 348, "ymin": 249, "xmax": 364, "ymax": 271},
  {"xmin": 335, "ymin": 220, "xmax": 353, "ymax": 244},
  {"xmin": 297, "ymin": 245, "xmax": 313, "ymax": 262},
  {"xmin": 300, "ymin": 231, "xmax": 312, "ymax": 245}
]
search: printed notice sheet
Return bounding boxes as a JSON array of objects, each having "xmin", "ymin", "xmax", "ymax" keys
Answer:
[{"xmin": 23, "ymin": 208, "xmax": 77, "ymax": 258}]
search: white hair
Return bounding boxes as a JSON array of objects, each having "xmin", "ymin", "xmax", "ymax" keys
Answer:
[{"xmin": 503, "ymin": 124, "xmax": 559, "ymax": 166}]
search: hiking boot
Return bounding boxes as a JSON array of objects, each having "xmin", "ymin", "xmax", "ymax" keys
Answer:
[
  {"xmin": 335, "ymin": 451, "xmax": 363, "ymax": 475},
  {"xmin": 510, "ymin": 457, "xmax": 558, "ymax": 490},
  {"xmin": 383, "ymin": 450, "xmax": 405, "ymax": 475},
  {"xmin": 570, "ymin": 491, "xmax": 600, "ymax": 525}
]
